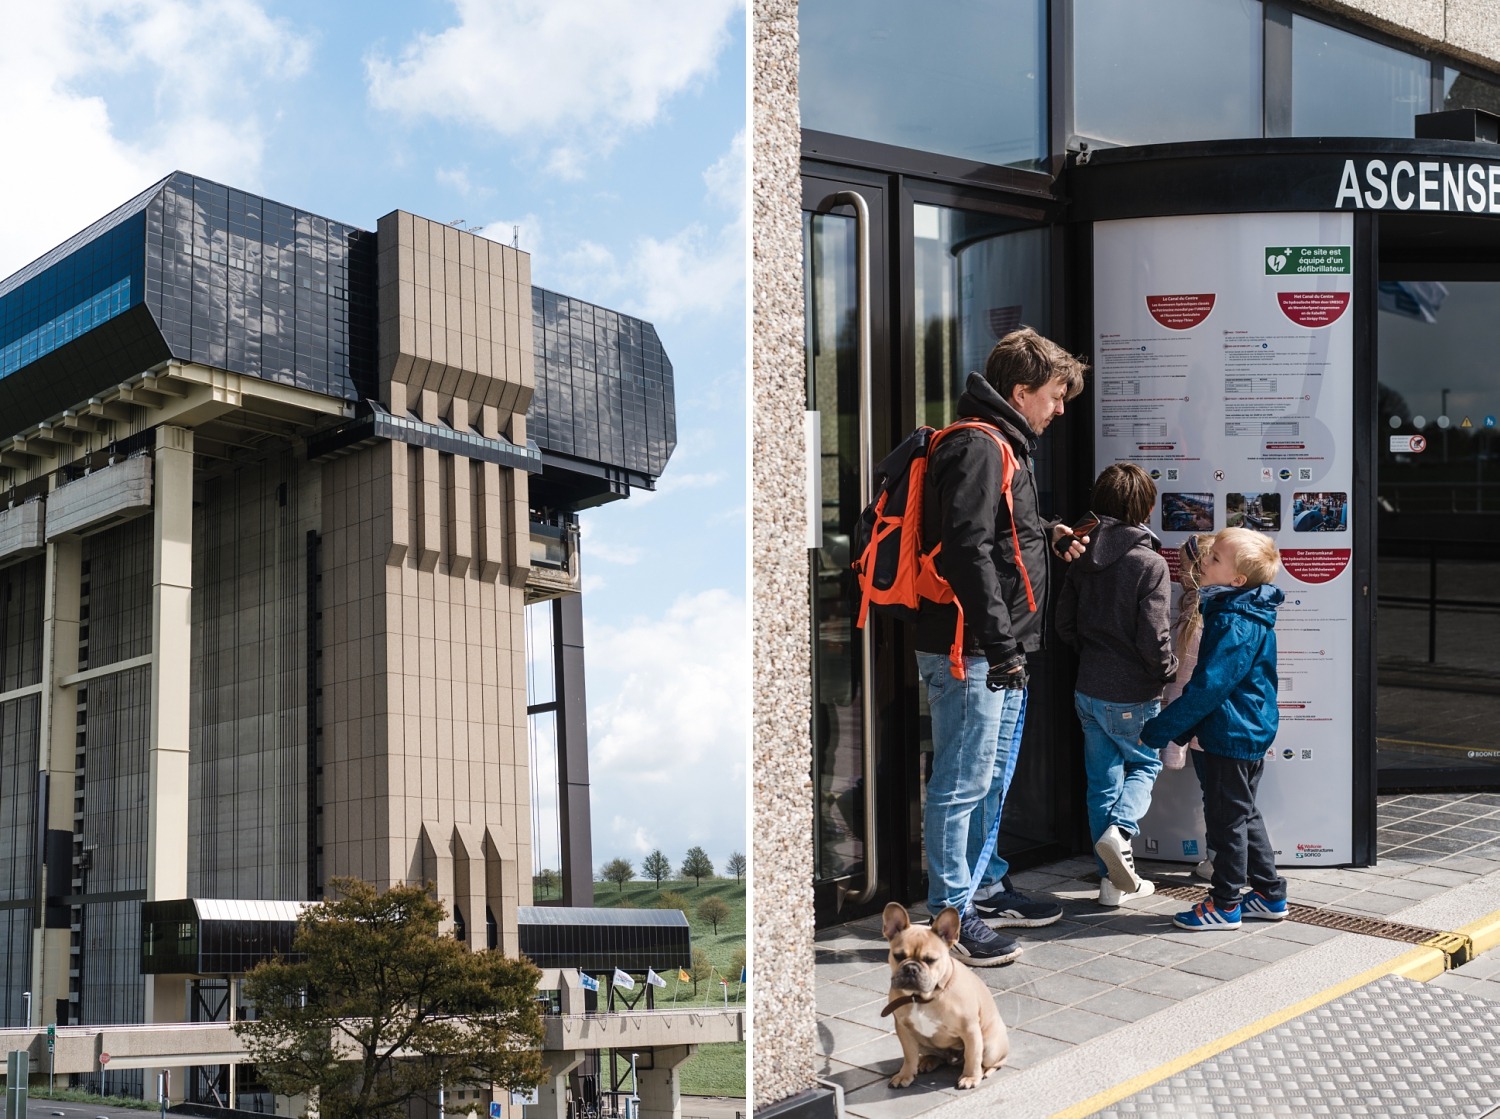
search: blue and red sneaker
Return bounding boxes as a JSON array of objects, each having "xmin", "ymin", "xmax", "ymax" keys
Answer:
[
  {"xmin": 1241, "ymin": 890, "xmax": 1288, "ymax": 921},
  {"xmin": 1172, "ymin": 897, "xmax": 1241, "ymax": 931}
]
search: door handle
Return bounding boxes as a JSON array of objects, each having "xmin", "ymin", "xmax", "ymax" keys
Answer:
[{"xmin": 829, "ymin": 189, "xmax": 879, "ymax": 906}]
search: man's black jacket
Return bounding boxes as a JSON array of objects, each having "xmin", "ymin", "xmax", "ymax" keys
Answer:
[{"xmin": 914, "ymin": 372, "xmax": 1055, "ymax": 667}]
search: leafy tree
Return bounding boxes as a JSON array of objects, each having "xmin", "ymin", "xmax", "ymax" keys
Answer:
[
  {"xmin": 731, "ymin": 945, "xmax": 747, "ymax": 983},
  {"xmin": 689, "ymin": 946, "xmax": 713, "ymax": 995},
  {"xmin": 236, "ymin": 878, "xmax": 543, "ymax": 1119},
  {"xmin": 642, "ymin": 849, "xmax": 673, "ymax": 887},
  {"xmin": 656, "ymin": 890, "xmax": 690, "ymax": 918},
  {"xmin": 680, "ymin": 846, "xmax": 714, "ymax": 886},
  {"xmin": 601, "ymin": 857, "xmax": 635, "ymax": 894},
  {"xmin": 725, "ymin": 851, "xmax": 746, "ymax": 881},
  {"xmin": 697, "ymin": 896, "xmax": 731, "ymax": 936},
  {"xmin": 534, "ymin": 868, "xmax": 559, "ymax": 899}
]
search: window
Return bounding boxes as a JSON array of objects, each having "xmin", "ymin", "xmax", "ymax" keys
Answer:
[
  {"xmin": 1074, "ymin": 0, "xmax": 1262, "ymax": 148},
  {"xmin": 799, "ymin": 0, "xmax": 1047, "ymax": 169},
  {"xmin": 1287, "ymin": 15, "xmax": 1430, "ymax": 138}
]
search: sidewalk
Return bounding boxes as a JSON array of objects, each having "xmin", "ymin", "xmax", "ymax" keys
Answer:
[{"xmin": 813, "ymin": 792, "xmax": 1500, "ymax": 1118}]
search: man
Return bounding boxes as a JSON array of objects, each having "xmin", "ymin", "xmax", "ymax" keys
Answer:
[{"xmin": 915, "ymin": 327, "xmax": 1088, "ymax": 965}]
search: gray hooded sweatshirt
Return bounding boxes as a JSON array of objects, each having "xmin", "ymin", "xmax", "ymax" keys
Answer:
[{"xmin": 1055, "ymin": 516, "xmax": 1177, "ymax": 703}]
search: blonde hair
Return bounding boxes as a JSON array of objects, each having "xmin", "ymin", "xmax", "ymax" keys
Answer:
[
  {"xmin": 1175, "ymin": 532, "xmax": 1214, "ymax": 648},
  {"xmin": 1215, "ymin": 526, "xmax": 1281, "ymax": 587}
]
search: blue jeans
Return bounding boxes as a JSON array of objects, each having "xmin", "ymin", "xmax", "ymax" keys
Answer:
[
  {"xmin": 917, "ymin": 653, "xmax": 1025, "ymax": 914},
  {"xmin": 1076, "ymin": 692, "xmax": 1163, "ymax": 877}
]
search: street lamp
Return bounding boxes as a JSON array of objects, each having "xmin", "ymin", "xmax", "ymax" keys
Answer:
[{"xmin": 22, "ymin": 991, "xmax": 30, "ymax": 1029}]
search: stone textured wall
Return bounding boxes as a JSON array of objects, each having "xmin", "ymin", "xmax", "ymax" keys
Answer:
[
  {"xmin": 1305, "ymin": 0, "xmax": 1500, "ymax": 69},
  {"xmin": 751, "ymin": 0, "xmax": 816, "ymax": 1108}
]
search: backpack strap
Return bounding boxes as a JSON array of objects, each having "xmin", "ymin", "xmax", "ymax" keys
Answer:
[{"xmin": 926, "ymin": 420, "xmax": 1037, "ymax": 678}]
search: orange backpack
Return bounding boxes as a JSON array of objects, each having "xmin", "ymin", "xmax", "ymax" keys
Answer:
[{"xmin": 851, "ymin": 420, "xmax": 1036, "ymax": 680}]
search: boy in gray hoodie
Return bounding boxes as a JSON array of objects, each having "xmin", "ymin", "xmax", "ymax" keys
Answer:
[{"xmin": 1056, "ymin": 463, "xmax": 1177, "ymax": 906}]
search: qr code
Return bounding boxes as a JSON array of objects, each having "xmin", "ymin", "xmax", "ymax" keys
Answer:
[
  {"xmin": 1298, "ymin": 468, "xmax": 1312, "ymax": 481},
  {"xmin": 1301, "ymin": 750, "xmax": 1313, "ymax": 760},
  {"xmin": 1166, "ymin": 468, "xmax": 1180, "ymax": 481}
]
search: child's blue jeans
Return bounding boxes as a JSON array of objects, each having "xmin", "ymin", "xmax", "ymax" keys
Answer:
[{"xmin": 1075, "ymin": 692, "xmax": 1162, "ymax": 877}]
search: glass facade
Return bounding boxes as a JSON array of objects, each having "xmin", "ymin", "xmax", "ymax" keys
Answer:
[
  {"xmin": 525, "ymin": 601, "xmax": 563, "ymax": 896},
  {"xmin": 516, "ymin": 906, "xmax": 691, "ymax": 972},
  {"xmin": 1074, "ymin": 0, "xmax": 1262, "ymax": 148},
  {"xmin": 800, "ymin": 0, "xmax": 1047, "ymax": 170},
  {"xmin": 530, "ymin": 288, "xmax": 676, "ymax": 480},
  {"xmin": 1288, "ymin": 15, "xmax": 1431, "ymax": 137}
]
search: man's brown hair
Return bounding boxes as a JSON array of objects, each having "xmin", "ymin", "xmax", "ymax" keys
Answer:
[
  {"xmin": 983, "ymin": 326, "xmax": 1088, "ymax": 402},
  {"xmin": 1090, "ymin": 462, "xmax": 1157, "ymax": 525}
]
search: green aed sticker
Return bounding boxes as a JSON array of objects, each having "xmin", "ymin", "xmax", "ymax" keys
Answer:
[{"xmin": 1265, "ymin": 246, "xmax": 1351, "ymax": 275}]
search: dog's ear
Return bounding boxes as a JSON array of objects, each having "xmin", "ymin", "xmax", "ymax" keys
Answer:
[
  {"xmin": 882, "ymin": 901, "xmax": 911, "ymax": 941},
  {"xmin": 932, "ymin": 907, "xmax": 962, "ymax": 946}
]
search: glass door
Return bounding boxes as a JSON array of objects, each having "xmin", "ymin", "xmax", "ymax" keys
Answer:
[
  {"xmin": 1376, "ymin": 276, "xmax": 1500, "ymax": 787},
  {"xmin": 804, "ymin": 176, "xmax": 891, "ymax": 922}
]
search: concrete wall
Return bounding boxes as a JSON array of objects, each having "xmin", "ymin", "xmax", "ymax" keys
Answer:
[
  {"xmin": 1305, "ymin": 1, "xmax": 1500, "ymax": 70},
  {"xmin": 751, "ymin": 0, "xmax": 816, "ymax": 1109}
]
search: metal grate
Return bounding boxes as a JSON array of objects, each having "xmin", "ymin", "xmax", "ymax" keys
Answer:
[{"xmin": 1150, "ymin": 882, "xmax": 1447, "ymax": 946}]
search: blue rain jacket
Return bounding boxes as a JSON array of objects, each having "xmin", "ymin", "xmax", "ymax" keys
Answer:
[{"xmin": 1140, "ymin": 583, "xmax": 1283, "ymax": 761}]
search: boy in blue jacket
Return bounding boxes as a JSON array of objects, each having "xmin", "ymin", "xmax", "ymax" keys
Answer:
[{"xmin": 1140, "ymin": 528, "xmax": 1287, "ymax": 931}]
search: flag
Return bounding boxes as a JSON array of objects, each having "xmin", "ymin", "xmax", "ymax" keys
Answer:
[
  {"xmin": 646, "ymin": 968, "xmax": 667, "ymax": 988},
  {"xmin": 740, "ymin": 966, "xmax": 747, "ymax": 984},
  {"xmin": 579, "ymin": 972, "xmax": 599, "ymax": 992},
  {"xmin": 613, "ymin": 967, "xmax": 635, "ymax": 990},
  {"xmin": 678, "ymin": 968, "xmax": 690, "ymax": 982},
  {"xmin": 719, "ymin": 978, "xmax": 728, "ymax": 988}
]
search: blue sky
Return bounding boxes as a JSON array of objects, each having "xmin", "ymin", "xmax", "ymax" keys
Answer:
[{"xmin": 0, "ymin": 1, "xmax": 746, "ymax": 877}]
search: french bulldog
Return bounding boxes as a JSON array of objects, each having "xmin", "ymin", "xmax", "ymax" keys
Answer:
[{"xmin": 881, "ymin": 902, "xmax": 1009, "ymax": 1090}]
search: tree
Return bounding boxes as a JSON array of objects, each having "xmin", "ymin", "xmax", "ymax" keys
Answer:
[
  {"xmin": 697, "ymin": 896, "xmax": 730, "ymax": 936},
  {"xmin": 601, "ymin": 857, "xmax": 635, "ymax": 894},
  {"xmin": 642, "ymin": 849, "xmax": 673, "ymax": 887},
  {"xmin": 680, "ymin": 846, "xmax": 714, "ymax": 886},
  {"xmin": 731, "ymin": 945, "xmax": 747, "ymax": 982},
  {"xmin": 725, "ymin": 851, "xmax": 746, "ymax": 881},
  {"xmin": 236, "ymin": 878, "xmax": 543, "ymax": 1119},
  {"xmin": 689, "ymin": 946, "xmax": 713, "ymax": 995},
  {"xmin": 534, "ymin": 868, "xmax": 559, "ymax": 899},
  {"xmin": 656, "ymin": 890, "xmax": 690, "ymax": 918}
]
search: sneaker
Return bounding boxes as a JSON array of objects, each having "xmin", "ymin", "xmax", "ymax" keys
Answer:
[
  {"xmin": 1099, "ymin": 877, "xmax": 1156, "ymax": 907},
  {"xmin": 1193, "ymin": 859, "xmax": 1214, "ymax": 881},
  {"xmin": 971, "ymin": 876, "xmax": 1063, "ymax": 927},
  {"xmin": 950, "ymin": 910, "xmax": 1023, "ymax": 966},
  {"xmin": 1094, "ymin": 825, "xmax": 1144, "ymax": 893},
  {"xmin": 1241, "ymin": 890, "xmax": 1288, "ymax": 921},
  {"xmin": 1172, "ymin": 898, "xmax": 1241, "ymax": 931}
]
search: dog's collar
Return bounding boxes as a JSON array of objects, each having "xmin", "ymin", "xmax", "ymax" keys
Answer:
[
  {"xmin": 881, "ymin": 967, "xmax": 957, "ymax": 1017},
  {"xmin": 880, "ymin": 993, "xmax": 924, "ymax": 1017}
]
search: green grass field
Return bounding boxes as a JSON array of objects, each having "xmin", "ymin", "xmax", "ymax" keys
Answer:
[{"xmin": 591, "ymin": 875, "xmax": 746, "ymax": 1098}]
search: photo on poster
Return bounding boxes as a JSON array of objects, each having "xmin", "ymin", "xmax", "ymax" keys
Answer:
[
  {"xmin": 1226, "ymin": 491, "xmax": 1281, "ymax": 532},
  {"xmin": 1292, "ymin": 491, "xmax": 1349, "ymax": 532},
  {"xmin": 1161, "ymin": 492, "xmax": 1215, "ymax": 531}
]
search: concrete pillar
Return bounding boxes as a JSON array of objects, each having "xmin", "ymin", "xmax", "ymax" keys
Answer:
[
  {"xmin": 33, "ymin": 511, "xmax": 80, "ymax": 1025},
  {"xmin": 145, "ymin": 425, "xmax": 193, "ymax": 1098},
  {"xmin": 637, "ymin": 1045, "xmax": 695, "ymax": 1119},
  {"xmin": 527, "ymin": 1051, "xmax": 583, "ymax": 1119},
  {"xmin": 553, "ymin": 595, "xmax": 593, "ymax": 907}
]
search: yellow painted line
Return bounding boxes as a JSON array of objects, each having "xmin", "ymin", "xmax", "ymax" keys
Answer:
[
  {"xmin": 1049, "ymin": 944, "xmax": 1444, "ymax": 1119},
  {"xmin": 1456, "ymin": 910, "xmax": 1500, "ymax": 957}
]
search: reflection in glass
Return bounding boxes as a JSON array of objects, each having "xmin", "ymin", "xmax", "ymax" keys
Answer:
[
  {"xmin": 1376, "ymin": 282, "xmax": 1500, "ymax": 773},
  {"xmin": 1288, "ymin": 15, "xmax": 1430, "ymax": 138},
  {"xmin": 804, "ymin": 209, "xmax": 866, "ymax": 882},
  {"xmin": 1074, "ymin": 0, "xmax": 1261, "ymax": 147},
  {"xmin": 1443, "ymin": 67, "xmax": 1500, "ymax": 117},
  {"xmin": 799, "ymin": 0, "xmax": 1046, "ymax": 170}
]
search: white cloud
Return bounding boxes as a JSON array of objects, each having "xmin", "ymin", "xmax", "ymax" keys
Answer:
[
  {"xmin": 366, "ymin": 0, "xmax": 741, "ymax": 173},
  {"xmin": 476, "ymin": 213, "xmax": 544, "ymax": 264},
  {"xmin": 0, "ymin": 0, "xmax": 309, "ymax": 275},
  {"xmin": 585, "ymin": 589, "xmax": 747, "ymax": 868},
  {"xmin": 552, "ymin": 131, "xmax": 745, "ymax": 322}
]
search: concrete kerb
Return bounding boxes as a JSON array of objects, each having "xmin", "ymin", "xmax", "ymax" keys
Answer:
[{"xmin": 912, "ymin": 863, "xmax": 1500, "ymax": 1119}]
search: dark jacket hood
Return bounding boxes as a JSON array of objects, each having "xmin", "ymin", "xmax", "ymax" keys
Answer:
[
  {"xmin": 1203, "ymin": 583, "xmax": 1284, "ymax": 626},
  {"xmin": 956, "ymin": 372, "xmax": 1036, "ymax": 452},
  {"xmin": 1073, "ymin": 516, "xmax": 1160, "ymax": 574}
]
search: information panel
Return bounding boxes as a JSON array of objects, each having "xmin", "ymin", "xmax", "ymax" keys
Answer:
[{"xmin": 1093, "ymin": 212, "xmax": 1354, "ymax": 867}]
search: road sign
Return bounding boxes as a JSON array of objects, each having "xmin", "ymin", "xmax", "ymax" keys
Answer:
[
  {"xmin": 490, "ymin": 1102, "xmax": 504, "ymax": 1118},
  {"xmin": 99, "ymin": 1052, "xmax": 110, "ymax": 1065}
]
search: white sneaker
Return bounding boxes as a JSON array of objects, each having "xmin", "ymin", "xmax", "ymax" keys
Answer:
[
  {"xmin": 1193, "ymin": 859, "xmax": 1214, "ymax": 881},
  {"xmin": 1094, "ymin": 825, "xmax": 1144, "ymax": 893},
  {"xmin": 1098, "ymin": 878, "xmax": 1156, "ymax": 907}
]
